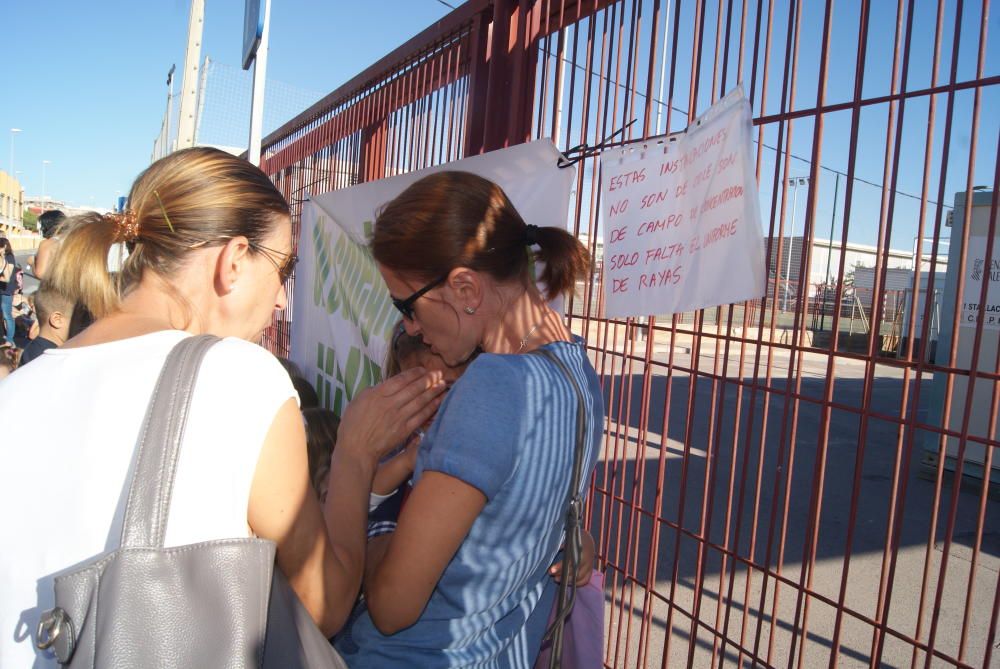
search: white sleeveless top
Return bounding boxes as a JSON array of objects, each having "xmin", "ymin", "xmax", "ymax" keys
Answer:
[{"xmin": 0, "ymin": 330, "xmax": 297, "ymax": 668}]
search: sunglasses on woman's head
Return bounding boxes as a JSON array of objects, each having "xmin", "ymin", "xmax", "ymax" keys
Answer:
[
  {"xmin": 250, "ymin": 242, "xmax": 298, "ymax": 284},
  {"xmin": 392, "ymin": 273, "xmax": 449, "ymax": 321}
]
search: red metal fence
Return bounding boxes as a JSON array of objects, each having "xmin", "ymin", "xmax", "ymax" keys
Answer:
[{"xmin": 260, "ymin": 1, "xmax": 999, "ymax": 666}]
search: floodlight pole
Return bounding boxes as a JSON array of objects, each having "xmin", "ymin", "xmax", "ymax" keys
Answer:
[
  {"xmin": 820, "ymin": 172, "xmax": 840, "ymax": 331},
  {"xmin": 783, "ymin": 176, "xmax": 808, "ymax": 312},
  {"xmin": 248, "ymin": 0, "xmax": 272, "ymax": 166},
  {"xmin": 9, "ymin": 128, "xmax": 21, "ymax": 176},
  {"xmin": 42, "ymin": 160, "xmax": 51, "ymax": 201}
]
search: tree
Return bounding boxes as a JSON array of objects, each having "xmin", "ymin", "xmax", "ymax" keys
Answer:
[{"xmin": 22, "ymin": 210, "xmax": 38, "ymax": 231}]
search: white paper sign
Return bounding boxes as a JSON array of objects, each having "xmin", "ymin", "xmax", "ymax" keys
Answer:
[
  {"xmin": 599, "ymin": 89, "xmax": 766, "ymax": 318},
  {"xmin": 960, "ymin": 235, "xmax": 1000, "ymax": 331},
  {"xmin": 291, "ymin": 140, "xmax": 576, "ymax": 415}
]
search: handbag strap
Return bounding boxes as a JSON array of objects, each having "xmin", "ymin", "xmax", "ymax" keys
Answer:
[
  {"xmin": 120, "ymin": 334, "xmax": 220, "ymax": 548},
  {"xmin": 531, "ymin": 347, "xmax": 588, "ymax": 669}
]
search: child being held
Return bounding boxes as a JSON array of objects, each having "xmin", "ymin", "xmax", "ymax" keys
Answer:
[{"xmin": 301, "ymin": 326, "xmax": 466, "ymax": 511}]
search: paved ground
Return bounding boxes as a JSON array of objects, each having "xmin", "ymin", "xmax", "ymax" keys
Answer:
[{"xmin": 574, "ymin": 321, "xmax": 998, "ymax": 668}]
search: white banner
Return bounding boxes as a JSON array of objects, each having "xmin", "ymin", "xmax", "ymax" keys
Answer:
[
  {"xmin": 599, "ymin": 89, "xmax": 766, "ymax": 318},
  {"xmin": 290, "ymin": 140, "xmax": 576, "ymax": 415},
  {"xmin": 960, "ymin": 235, "xmax": 1000, "ymax": 331}
]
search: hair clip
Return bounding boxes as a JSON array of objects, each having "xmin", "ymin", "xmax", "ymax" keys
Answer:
[
  {"xmin": 153, "ymin": 190, "xmax": 175, "ymax": 234},
  {"xmin": 106, "ymin": 210, "xmax": 140, "ymax": 242}
]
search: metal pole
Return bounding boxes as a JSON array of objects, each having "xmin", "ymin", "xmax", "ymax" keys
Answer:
[
  {"xmin": 784, "ymin": 178, "xmax": 801, "ymax": 311},
  {"xmin": 165, "ymin": 65, "xmax": 176, "ymax": 156},
  {"xmin": 654, "ymin": 2, "xmax": 672, "ymax": 135},
  {"xmin": 194, "ymin": 57, "xmax": 210, "ymax": 145},
  {"xmin": 248, "ymin": 0, "xmax": 272, "ymax": 165},
  {"xmin": 42, "ymin": 160, "xmax": 50, "ymax": 201},
  {"xmin": 9, "ymin": 128, "xmax": 20, "ymax": 177},
  {"xmin": 821, "ymin": 172, "xmax": 840, "ymax": 331},
  {"xmin": 175, "ymin": 0, "xmax": 204, "ymax": 151}
]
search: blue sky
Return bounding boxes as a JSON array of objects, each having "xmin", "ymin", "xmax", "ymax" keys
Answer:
[
  {"xmin": 1, "ymin": 0, "xmax": 456, "ymax": 208},
  {"xmin": 2, "ymin": 0, "xmax": 994, "ymax": 251}
]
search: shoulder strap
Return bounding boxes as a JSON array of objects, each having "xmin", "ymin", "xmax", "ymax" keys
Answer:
[
  {"xmin": 531, "ymin": 347, "xmax": 588, "ymax": 669},
  {"xmin": 120, "ymin": 334, "xmax": 221, "ymax": 548},
  {"xmin": 533, "ymin": 348, "xmax": 587, "ymax": 514}
]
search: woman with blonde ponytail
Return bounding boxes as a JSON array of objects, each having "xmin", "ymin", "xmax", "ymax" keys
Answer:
[
  {"xmin": 335, "ymin": 171, "xmax": 604, "ymax": 668},
  {"xmin": 0, "ymin": 147, "xmax": 445, "ymax": 668}
]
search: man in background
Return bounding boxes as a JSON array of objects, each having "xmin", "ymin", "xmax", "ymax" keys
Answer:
[
  {"xmin": 29, "ymin": 210, "xmax": 66, "ymax": 280},
  {"xmin": 19, "ymin": 286, "xmax": 73, "ymax": 365}
]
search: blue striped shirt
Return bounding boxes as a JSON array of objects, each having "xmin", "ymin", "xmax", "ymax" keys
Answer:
[{"xmin": 335, "ymin": 337, "xmax": 603, "ymax": 668}]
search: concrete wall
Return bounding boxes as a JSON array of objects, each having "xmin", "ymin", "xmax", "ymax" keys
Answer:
[{"xmin": 0, "ymin": 222, "xmax": 40, "ymax": 251}]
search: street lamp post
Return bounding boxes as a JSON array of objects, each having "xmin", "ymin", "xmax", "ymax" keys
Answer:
[
  {"xmin": 783, "ymin": 176, "xmax": 809, "ymax": 312},
  {"xmin": 820, "ymin": 173, "xmax": 841, "ymax": 331},
  {"xmin": 42, "ymin": 160, "xmax": 51, "ymax": 201},
  {"xmin": 9, "ymin": 128, "xmax": 21, "ymax": 175}
]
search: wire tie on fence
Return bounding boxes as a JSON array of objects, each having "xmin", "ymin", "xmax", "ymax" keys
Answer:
[{"xmin": 557, "ymin": 119, "xmax": 638, "ymax": 169}]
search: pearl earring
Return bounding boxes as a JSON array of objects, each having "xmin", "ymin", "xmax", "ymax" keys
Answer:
[
  {"xmin": 229, "ymin": 283, "xmax": 236, "ymax": 293},
  {"xmin": 464, "ymin": 306, "xmax": 476, "ymax": 315}
]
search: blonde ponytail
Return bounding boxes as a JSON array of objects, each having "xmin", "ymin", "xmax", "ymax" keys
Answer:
[{"xmin": 45, "ymin": 212, "xmax": 121, "ymax": 319}]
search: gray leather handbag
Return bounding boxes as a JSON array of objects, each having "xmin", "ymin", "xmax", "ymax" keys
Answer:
[{"xmin": 35, "ymin": 335, "xmax": 347, "ymax": 668}]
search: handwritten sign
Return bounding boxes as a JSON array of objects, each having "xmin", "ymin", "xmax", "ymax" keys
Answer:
[{"xmin": 600, "ymin": 89, "xmax": 765, "ymax": 318}]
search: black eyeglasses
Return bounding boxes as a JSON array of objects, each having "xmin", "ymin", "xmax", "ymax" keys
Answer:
[
  {"xmin": 392, "ymin": 273, "xmax": 449, "ymax": 321},
  {"xmin": 250, "ymin": 242, "xmax": 298, "ymax": 285}
]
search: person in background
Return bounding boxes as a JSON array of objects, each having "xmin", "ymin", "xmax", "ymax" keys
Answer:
[
  {"xmin": 29, "ymin": 209, "xmax": 66, "ymax": 280},
  {"xmin": 12, "ymin": 292, "xmax": 39, "ymax": 345},
  {"xmin": 0, "ymin": 238, "xmax": 17, "ymax": 348},
  {"xmin": 279, "ymin": 357, "xmax": 321, "ymax": 409},
  {"xmin": 19, "ymin": 285, "xmax": 73, "ymax": 365},
  {"xmin": 0, "ymin": 346, "xmax": 17, "ymax": 380}
]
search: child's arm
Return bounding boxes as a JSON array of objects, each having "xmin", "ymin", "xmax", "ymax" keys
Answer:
[{"xmin": 371, "ymin": 433, "xmax": 421, "ymax": 495}]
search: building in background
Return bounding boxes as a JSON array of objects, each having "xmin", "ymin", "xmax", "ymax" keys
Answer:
[
  {"xmin": 24, "ymin": 198, "xmax": 108, "ymax": 219},
  {"xmin": 23, "ymin": 197, "xmax": 67, "ymax": 216},
  {"xmin": 765, "ymin": 236, "xmax": 916, "ymax": 291},
  {"xmin": 0, "ymin": 170, "xmax": 24, "ymax": 228}
]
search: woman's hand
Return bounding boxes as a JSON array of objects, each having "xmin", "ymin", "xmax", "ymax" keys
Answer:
[
  {"xmin": 338, "ymin": 367, "xmax": 445, "ymax": 465},
  {"xmin": 548, "ymin": 528, "xmax": 597, "ymax": 586}
]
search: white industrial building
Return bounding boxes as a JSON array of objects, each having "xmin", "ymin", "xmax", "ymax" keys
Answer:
[{"xmin": 765, "ymin": 236, "xmax": 918, "ymax": 291}]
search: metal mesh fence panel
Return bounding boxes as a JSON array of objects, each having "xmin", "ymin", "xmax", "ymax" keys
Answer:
[{"xmin": 260, "ymin": 2, "xmax": 999, "ymax": 666}]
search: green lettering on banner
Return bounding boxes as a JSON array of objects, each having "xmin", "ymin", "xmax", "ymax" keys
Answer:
[
  {"xmin": 312, "ymin": 341, "xmax": 385, "ymax": 415},
  {"xmin": 312, "ymin": 214, "xmax": 399, "ymax": 344},
  {"xmin": 308, "ymin": 214, "xmax": 400, "ymax": 416},
  {"xmin": 312, "ymin": 222, "xmax": 333, "ymax": 308}
]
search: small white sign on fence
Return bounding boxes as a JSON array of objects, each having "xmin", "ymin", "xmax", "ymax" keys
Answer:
[
  {"xmin": 599, "ymin": 89, "xmax": 766, "ymax": 318},
  {"xmin": 960, "ymin": 235, "xmax": 1000, "ymax": 331}
]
